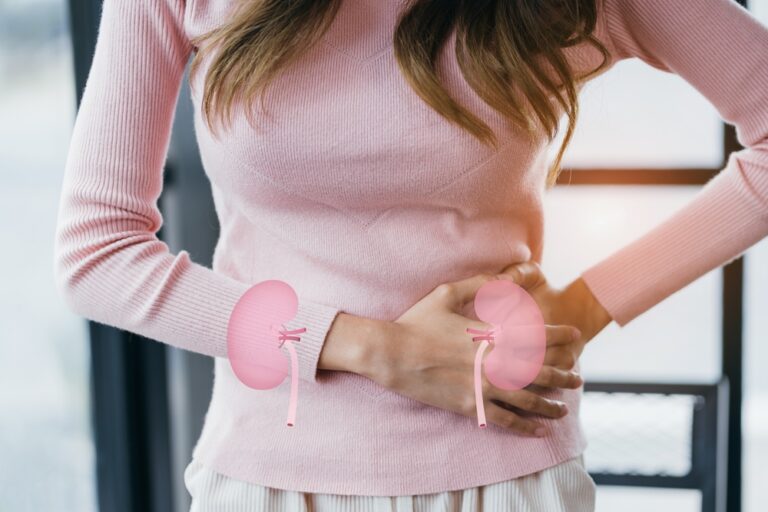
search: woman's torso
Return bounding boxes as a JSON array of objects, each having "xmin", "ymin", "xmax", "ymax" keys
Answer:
[{"xmin": 184, "ymin": 0, "xmax": 615, "ymax": 495}]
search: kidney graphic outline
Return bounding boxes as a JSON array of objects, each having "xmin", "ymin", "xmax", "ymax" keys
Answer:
[
  {"xmin": 466, "ymin": 279, "xmax": 546, "ymax": 428},
  {"xmin": 227, "ymin": 279, "xmax": 307, "ymax": 427}
]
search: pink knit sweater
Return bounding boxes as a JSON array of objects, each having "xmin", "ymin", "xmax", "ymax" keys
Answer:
[{"xmin": 54, "ymin": 0, "xmax": 768, "ymax": 496}]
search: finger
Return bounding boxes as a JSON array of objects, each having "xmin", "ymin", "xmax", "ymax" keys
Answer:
[
  {"xmin": 496, "ymin": 260, "xmax": 546, "ymax": 290},
  {"xmin": 484, "ymin": 401, "xmax": 547, "ymax": 437},
  {"xmin": 434, "ymin": 272, "xmax": 498, "ymax": 309},
  {"xmin": 490, "ymin": 388, "xmax": 568, "ymax": 419},
  {"xmin": 543, "ymin": 346, "xmax": 577, "ymax": 370},
  {"xmin": 546, "ymin": 324, "xmax": 580, "ymax": 347},
  {"xmin": 530, "ymin": 365, "xmax": 583, "ymax": 389}
]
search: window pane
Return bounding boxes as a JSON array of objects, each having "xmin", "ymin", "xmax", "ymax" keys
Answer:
[
  {"xmin": 551, "ymin": 59, "xmax": 723, "ymax": 169},
  {"xmin": 753, "ymin": 0, "xmax": 768, "ymax": 21},
  {"xmin": 0, "ymin": 1, "xmax": 97, "ymax": 510},
  {"xmin": 596, "ymin": 487, "xmax": 701, "ymax": 512},
  {"xmin": 542, "ymin": 186, "xmax": 721, "ymax": 383},
  {"xmin": 744, "ymin": 238, "xmax": 768, "ymax": 512},
  {"xmin": 744, "ymin": 4, "xmax": 767, "ymax": 512}
]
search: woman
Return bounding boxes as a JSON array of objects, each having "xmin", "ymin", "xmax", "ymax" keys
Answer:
[{"xmin": 53, "ymin": 0, "xmax": 768, "ymax": 510}]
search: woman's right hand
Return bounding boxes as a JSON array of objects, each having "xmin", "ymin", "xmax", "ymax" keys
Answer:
[{"xmin": 364, "ymin": 272, "xmax": 584, "ymax": 437}]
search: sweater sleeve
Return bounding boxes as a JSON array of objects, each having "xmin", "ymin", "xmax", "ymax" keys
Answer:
[
  {"xmin": 579, "ymin": 0, "xmax": 768, "ymax": 327},
  {"xmin": 52, "ymin": 0, "xmax": 341, "ymax": 384}
]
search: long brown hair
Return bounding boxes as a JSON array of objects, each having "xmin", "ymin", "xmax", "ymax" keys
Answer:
[{"xmin": 188, "ymin": 0, "xmax": 611, "ymax": 188}]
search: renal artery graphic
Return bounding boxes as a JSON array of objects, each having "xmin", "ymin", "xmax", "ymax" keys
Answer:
[
  {"xmin": 227, "ymin": 279, "xmax": 307, "ymax": 427},
  {"xmin": 466, "ymin": 279, "xmax": 546, "ymax": 428}
]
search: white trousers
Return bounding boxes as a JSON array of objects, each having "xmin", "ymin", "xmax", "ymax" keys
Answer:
[{"xmin": 184, "ymin": 455, "xmax": 596, "ymax": 512}]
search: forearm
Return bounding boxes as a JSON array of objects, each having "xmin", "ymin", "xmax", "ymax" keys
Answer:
[{"xmin": 316, "ymin": 275, "xmax": 615, "ymax": 383}]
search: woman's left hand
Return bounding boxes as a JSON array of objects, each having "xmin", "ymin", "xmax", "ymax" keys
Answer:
[{"xmin": 495, "ymin": 260, "xmax": 613, "ymax": 371}]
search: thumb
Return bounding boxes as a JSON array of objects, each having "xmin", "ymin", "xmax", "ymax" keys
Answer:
[
  {"xmin": 436, "ymin": 273, "xmax": 498, "ymax": 310},
  {"xmin": 497, "ymin": 260, "xmax": 546, "ymax": 290}
]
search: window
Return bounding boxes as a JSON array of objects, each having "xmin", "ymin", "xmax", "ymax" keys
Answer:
[
  {"xmin": 742, "ymin": 2, "xmax": 768, "ymax": 512},
  {"xmin": 541, "ymin": 2, "xmax": 766, "ymax": 506},
  {"xmin": 0, "ymin": 1, "xmax": 97, "ymax": 510}
]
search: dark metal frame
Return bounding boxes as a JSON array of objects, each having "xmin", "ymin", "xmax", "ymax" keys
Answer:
[{"xmin": 66, "ymin": 0, "xmax": 747, "ymax": 510}]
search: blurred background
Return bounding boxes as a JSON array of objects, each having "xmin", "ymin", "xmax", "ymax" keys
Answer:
[{"xmin": 0, "ymin": 0, "xmax": 765, "ymax": 511}]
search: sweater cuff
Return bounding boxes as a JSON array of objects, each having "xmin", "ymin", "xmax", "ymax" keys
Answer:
[
  {"xmin": 279, "ymin": 298, "xmax": 342, "ymax": 385},
  {"xmin": 224, "ymin": 279, "xmax": 342, "ymax": 386}
]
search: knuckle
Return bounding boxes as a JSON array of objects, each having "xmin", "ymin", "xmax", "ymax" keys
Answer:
[
  {"xmin": 460, "ymin": 394, "xmax": 476, "ymax": 416},
  {"xmin": 557, "ymin": 369, "xmax": 570, "ymax": 383},
  {"xmin": 543, "ymin": 400, "xmax": 560, "ymax": 416},
  {"xmin": 558, "ymin": 325, "xmax": 574, "ymax": 341},
  {"xmin": 477, "ymin": 272, "xmax": 496, "ymax": 283},
  {"xmin": 547, "ymin": 327, "xmax": 569, "ymax": 346},
  {"xmin": 508, "ymin": 418, "xmax": 534, "ymax": 435},
  {"xmin": 542, "ymin": 367, "xmax": 570, "ymax": 389},
  {"xmin": 503, "ymin": 415, "xmax": 521, "ymax": 430},
  {"xmin": 544, "ymin": 369, "xmax": 562, "ymax": 388},
  {"xmin": 570, "ymin": 372, "xmax": 583, "ymax": 388},
  {"xmin": 520, "ymin": 393, "xmax": 537, "ymax": 410},
  {"xmin": 530, "ymin": 261, "xmax": 546, "ymax": 282},
  {"xmin": 378, "ymin": 366, "xmax": 398, "ymax": 390},
  {"xmin": 535, "ymin": 398, "xmax": 552, "ymax": 414},
  {"xmin": 544, "ymin": 346, "xmax": 560, "ymax": 363},
  {"xmin": 553, "ymin": 352, "xmax": 574, "ymax": 369},
  {"xmin": 434, "ymin": 283, "xmax": 455, "ymax": 300}
]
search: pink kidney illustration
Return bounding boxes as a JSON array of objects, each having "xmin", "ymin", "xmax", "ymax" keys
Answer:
[
  {"xmin": 227, "ymin": 279, "xmax": 306, "ymax": 427},
  {"xmin": 466, "ymin": 279, "xmax": 546, "ymax": 428}
]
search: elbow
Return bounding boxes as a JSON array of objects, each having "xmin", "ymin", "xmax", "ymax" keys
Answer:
[
  {"xmin": 52, "ymin": 233, "xmax": 88, "ymax": 317},
  {"xmin": 52, "ymin": 214, "xmax": 99, "ymax": 319},
  {"xmin": 51, "ymin": 176, "xmax": 166, "ymax": 323},
  {"xmin": 723, "ymin": 144, "xmax": 768, "ymax": 220}
]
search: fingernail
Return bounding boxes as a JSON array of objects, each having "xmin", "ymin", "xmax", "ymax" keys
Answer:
[
  {"xmin": 558, "ymin": 402, "xmax": 568, "ymax": 413},
  {"xmin": 534, "ymin": 427, "xmax": 547, "ymax": 437},
  {"xmin": 571, "ymin": 327, "xmax": 581, "ymax": 341}
]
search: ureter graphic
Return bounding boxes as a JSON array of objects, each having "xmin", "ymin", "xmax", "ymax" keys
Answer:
[
  {"xmin": 277, "ymin": 326, "xmax": 306, "ymax": 427},
  {"xmin": 467, "ymin": 327, "xmax": 495, "ymax": 428}
]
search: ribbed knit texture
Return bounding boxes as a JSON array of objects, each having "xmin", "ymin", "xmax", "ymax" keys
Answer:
[{"xmin": 53, "ymin": 0, "xmax": 768, "ymax": 496}]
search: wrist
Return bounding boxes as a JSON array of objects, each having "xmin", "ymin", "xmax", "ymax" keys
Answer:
[
  {"xmin": 317, "ymin": 312, "xmax": 390, "ymax": 378},
  {"xmin": 568, "ymin": 277, "xmax": 612, "ymax": 338}
]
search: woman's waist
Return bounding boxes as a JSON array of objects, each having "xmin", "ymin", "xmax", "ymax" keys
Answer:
[
  {"xmin": 192, "ymin": 359, "xmax": 587, "ymax": 495},
  {"xmin": 213, "ymin": 225, "xmax": 535, "ymax": 321},
  {"xmin": 205, "ymin": 357, "xmax": 584, "ymax": 441}
]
